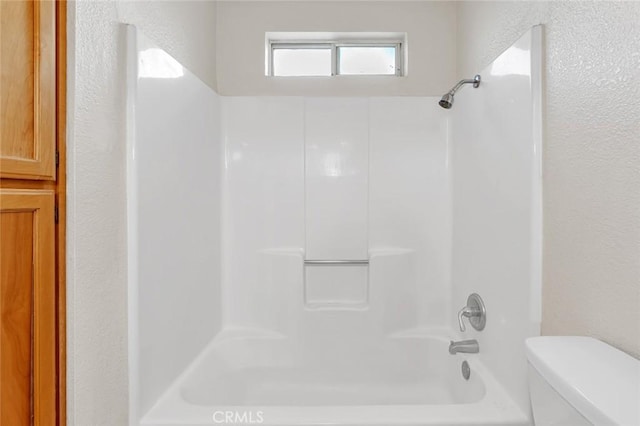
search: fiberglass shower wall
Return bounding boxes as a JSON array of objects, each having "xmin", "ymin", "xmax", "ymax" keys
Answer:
[
  {"xmin": 450, "ymin": 26, "xmax": 543, "ymax": 414},
  {"xmin": 126, "ymin": 27, "xmax": 224, "ymax": 420},
  {"xmin": 222, "ymin": 97, "xmax": 451, "ymax": 338}
]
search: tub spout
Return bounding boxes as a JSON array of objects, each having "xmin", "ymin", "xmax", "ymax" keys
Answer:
[{"xmin": 449, "ymin": 339, "xmax": 479, "ymax": 355}]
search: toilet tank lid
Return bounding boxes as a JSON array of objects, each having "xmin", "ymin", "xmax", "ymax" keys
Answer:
[{"xmin": 526, "ymin": 336, "xmax": 640, "ymax": 426}]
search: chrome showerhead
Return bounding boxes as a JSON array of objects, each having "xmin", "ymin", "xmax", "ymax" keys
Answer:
[
  {"xmin": 438, "ymin": 74, "xmax": 481, "ymax": 109},
  {"xmin": 439, "ymin": 93, "xmax": 454, "ymax": 109}
]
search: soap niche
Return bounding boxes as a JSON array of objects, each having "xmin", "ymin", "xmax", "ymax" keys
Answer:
[{"xmin": 304, "ymin": 264, "xmax": 369, "ymax": 310}]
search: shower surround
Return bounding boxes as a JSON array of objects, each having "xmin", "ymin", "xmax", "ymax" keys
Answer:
[{"xmin": 127, "ymin": 26, "xmax": 542, "ymax": 426}]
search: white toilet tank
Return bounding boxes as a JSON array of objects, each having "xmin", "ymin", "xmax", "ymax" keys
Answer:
[{"xmin": 526, "ymin": 336, "xmax": 640, "ymax": 426}]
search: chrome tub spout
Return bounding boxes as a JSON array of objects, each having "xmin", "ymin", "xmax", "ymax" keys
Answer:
[{"xmin": 449, "ymin": 339, "xmax": 480, "ymax": 354}]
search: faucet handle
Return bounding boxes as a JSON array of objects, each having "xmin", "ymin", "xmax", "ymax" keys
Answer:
[
  {"xmin": 457, "ymin": 294, "xmax": 486, "ymax": 332},
  {"xmin": 458, "ymin": 307, "xmax": 469, "ymax": 332}
]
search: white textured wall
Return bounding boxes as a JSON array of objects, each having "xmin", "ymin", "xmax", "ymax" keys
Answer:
[
  {"xmin": 216, "ymin": 1, "xmax": 456, "ymax": 96},
  {"xmin": 67, "ymin": 1, "xmax": 217, "ymax": 425},
  {"xmin": 457, "ymin": 1, "xmax": 640, "ymax": 358},
  {"xmin": 68, "ymin": 3, "xmax": 640, "ymax": 426},
  {"xmin": 118, "ymin": 0, "xmax": 217, "ymax": 89}
]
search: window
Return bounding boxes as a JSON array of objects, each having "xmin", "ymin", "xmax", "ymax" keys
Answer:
[{"xmin": 267, "ymin": 35, "xmax": 404, "ymax": 77}]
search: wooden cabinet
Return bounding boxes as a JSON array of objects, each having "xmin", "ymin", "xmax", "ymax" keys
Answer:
[
  {"xmin": 0, "ymin": 190, "xmax": 56, "ymax": 425},
  {"xmin": 1, "ymin": 0, "xmax": 56, "ymax": 180},
  {"xmin": 0, "ymin": 1, "xmax": 65, "ymax": 424}
]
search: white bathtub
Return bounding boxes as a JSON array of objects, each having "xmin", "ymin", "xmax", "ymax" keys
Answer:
[{"xmin": 140, "ymin": 331, "xmax": 529, "ymax": 426}]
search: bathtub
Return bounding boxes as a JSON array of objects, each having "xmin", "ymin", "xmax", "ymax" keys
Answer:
[{"xmin": 139, "ymin": 331, "xmax": 529, "ymax": 426}]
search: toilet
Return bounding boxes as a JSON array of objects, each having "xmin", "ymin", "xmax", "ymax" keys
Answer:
[{"xmin": 526, "ymin": 336, "xmax": 640, "ymax": 425}]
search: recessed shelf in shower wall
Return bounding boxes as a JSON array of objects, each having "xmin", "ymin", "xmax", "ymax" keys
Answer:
[
  {"xmin": 301, "ymin": 248, "xmax": 416, "ymax": 310},
  {"xmin": 304, "ymin": 262, "xmax": 369, "ymax": 310}
]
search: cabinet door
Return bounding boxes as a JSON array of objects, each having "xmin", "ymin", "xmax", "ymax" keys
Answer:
[
  {"xmin": 0, "ymin": 1, "xmax": 56, "ymax": 180},
  {"xmin": 0, "ymin": 190, "xmax": 55, "ymax": 425}
]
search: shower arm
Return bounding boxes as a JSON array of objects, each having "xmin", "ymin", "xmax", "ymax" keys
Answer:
[{"xmin": 446, "ymin": 75, "xmax": 481, "ymax": 95}]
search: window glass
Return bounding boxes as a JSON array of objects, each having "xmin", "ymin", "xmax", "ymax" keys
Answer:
[
  {"xmin": 338, "ymin": 46, "xmax": 396, "ymax": 75},
  {"xmin": 272, "ymin": 48, "xmax": 332, "ymax": 76}
]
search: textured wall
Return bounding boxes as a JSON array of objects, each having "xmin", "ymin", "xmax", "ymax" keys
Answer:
[
  {"xmin": 67, "ymin": 2, "xmax": 217, "ymax": 425},
  {"xmin": 216, "ymin": 1, "xmax": 456, "ymax": 96},
  {"xmin": 68, "ymin": 3, "xmax": 640, "ymax": 426},
  {"xmin": 457, "ymin": 1, "xmax": 640, "ymax": 358},
  {"xmin": 118, "ymin": 0, "xmax": 217, "ymax": 89}
]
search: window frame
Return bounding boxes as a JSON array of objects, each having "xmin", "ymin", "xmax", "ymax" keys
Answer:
[{"xmin": 268, "ymin": 40, "xmax": 404, "ymax": 77}]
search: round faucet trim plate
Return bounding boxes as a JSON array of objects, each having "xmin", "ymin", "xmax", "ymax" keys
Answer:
[{"xmin": 467, "ymin": 293, "xmax": 486, "ymax": 331}]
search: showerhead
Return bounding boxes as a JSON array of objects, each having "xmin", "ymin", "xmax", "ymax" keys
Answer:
[
  {"xmin": 438, "ymin": 74, "xmax": 481, "ymax": 109},
  {"xmin": 439, "ymin": 93, "xmax": 454, "ymax": 109}
]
